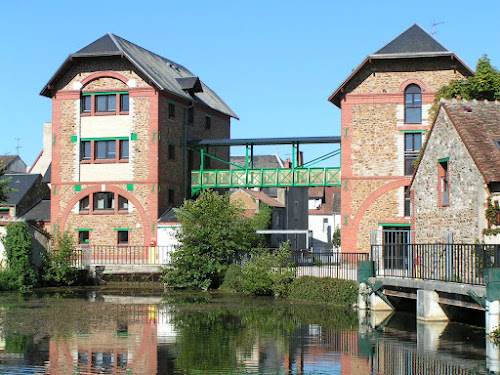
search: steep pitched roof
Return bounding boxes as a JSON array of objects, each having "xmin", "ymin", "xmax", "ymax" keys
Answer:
[
  {"xmin": 1, "ymin": 174, "xmax": 41, "ymax": 206},
  {"xmin": 237, "ymin": 189, "xmax": 285, "ymax": 208},
  {"xmin": 230, "ymin": 155, "xmax": 284, "ymax": 169},
  {"xmin": 442, "ymin": 100, "xmax": 500, "ymax": 184},
  {"xmin": 41, "ymin": 33, "xmax": 238, "ymax": 119},
  {"xmin": 374, "ymin": 24, "xmax": 449, "ymax": 56},
  {"xmin": 0, "ymin": 155, "xmax": 17, "ymax": 168},
  {"xmin": 21, "ymin": 199, "xmax": 51, "ymax": 222},
  {"xmin": 158, "ymin": 206, "xmax": 180, "ymax": 223},
  {"xmin": 328, "ymin": 24, "xmax": 474, "ymax": 108}
]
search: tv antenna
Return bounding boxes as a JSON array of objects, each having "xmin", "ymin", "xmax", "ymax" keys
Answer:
[
  {"xmin": 431, "ymin": 21, "xmax": 444, "ymax": 35},
  {"xmin": 14, "ymin": 137, "xmax": 22, "ymax": 156}
]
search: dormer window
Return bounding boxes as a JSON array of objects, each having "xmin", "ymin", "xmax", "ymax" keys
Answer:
[{"xmin": 405, "ymin": 84, "xmax": 422, "ymax": 124}]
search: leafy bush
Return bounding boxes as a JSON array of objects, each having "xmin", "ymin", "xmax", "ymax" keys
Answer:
[
  {"xmin": 221, "ymin": 264, "xmax": 243, "ymax": 292},
  {"xmin": 162, "ymin": 190, "xmax": 260, "ymax": 290},
  {"xmin": 288, "ymin": 276, "xmax": 358, "ymax": 306},
  {"xmin": 223, "ymin": 241, "xmax": 296, "ymax": 297},
  {"xmin": 1, "ymin": 222, "xmax": 37, "ymax": 291},
  {"xmin": 42, "ymin": 228, "xmax": 87, "ymax": 286}
]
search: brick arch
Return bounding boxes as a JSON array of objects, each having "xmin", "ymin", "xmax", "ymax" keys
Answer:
[
  {"xmin": 399, "ymin": 78, "xmax": 428, "ymax": 92},
  {"xmin": 350, "ymin": 179, "xmax": 410, "ymax": 245},
  {"xmin": 60, "ymin": 185, "xmax": 149, "ymax": 244},
  {"xmin": 80, "ymin": 71, "xmax": 129, "ymax": 87}
]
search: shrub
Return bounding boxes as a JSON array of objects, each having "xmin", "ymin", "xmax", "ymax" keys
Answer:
[
  {"xmin": 288, "ymin": 276, "xmax": 359, "ymax": 306},
  {"xmin": 239, "ymin": 249, "xmax": 275, "ymax": 295},
  {"xmin": 42, "ymin": 228, "xmax": 87, "ymax": 286},
  {"xmin": 1, "ymin": 222, "xmax": 37, "ymax": 290},
  {"xmin": 162, "ymin": 190, "xmax": 259, "ymax": 290},
  {"xmin": 221, "ymin": 264, "xmax": 243, "ymax": 292}
]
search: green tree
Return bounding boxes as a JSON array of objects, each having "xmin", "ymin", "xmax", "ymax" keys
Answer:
[
  {"xmin": 332, "ymin": 227, "xmax": 341, "ymax": 250},
  {"xmin": 0, "ymin": 161, "xmax": 11, "ymax": 207},
  {"xmin": 437, "ymin": 55, "xmax": 500, "ymax": 101},
  {"xmin": 163, "ymin": 190, "xmax": 258, "ymax": 290},
  {"xmin": 1, "ymin": 222, "xmax": 37, "ymax": 290}
]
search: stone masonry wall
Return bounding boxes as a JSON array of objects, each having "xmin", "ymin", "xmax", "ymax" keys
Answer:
[
  {"xmin": 412, "ymin": 108, "xmax": 486, "ymax": 243},
  {"xmin": 340, "ymin": 60, "xmax": 462, "ymax": 252}
]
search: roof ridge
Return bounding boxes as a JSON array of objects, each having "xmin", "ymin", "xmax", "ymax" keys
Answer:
[{"xmin": 108, "ymin": 33, "xmax": 124, "ymax": 54}]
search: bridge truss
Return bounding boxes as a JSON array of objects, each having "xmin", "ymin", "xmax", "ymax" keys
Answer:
[{"xmin": 187, "ymin": 136, "xmax": 341, "ymax": 196}]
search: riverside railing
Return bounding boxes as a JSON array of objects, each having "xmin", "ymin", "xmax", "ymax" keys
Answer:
[
  {"xmin": 290, "ymin": 250, "xmax": 370, "ymax": 281},
  {"xmin": 71, "ymin": 245, "xmax": 175, "ymax": 268},
  {"xmin": 371, "ymin": 243, "xmax": 500, "ymax": 286}
]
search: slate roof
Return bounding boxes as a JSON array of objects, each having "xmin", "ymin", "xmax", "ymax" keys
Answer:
[
  {"xmin": 41, "ymin": 33, "xmax": 238, "ymax": 119},
  {"xmin": 237, "ymin": 189, "xmax": 285, "ymax": 208},
  {"xmin": 0, "ymin": 155, "xmax": 17, "ymax": 168},
  {"xmin": 435, "ymin": 100, "xmax": 500, "ymax": 184},
  {"xmin": 374, "ymin": 24, "xmax": 449, "ymax": 56},
  {"xmin": 21, "ymin": 199, "xmax": 51, "ymax": 222},
  {"xmin": 42, "ymin": 164, "xmax": 51, "ymax": 184},
  {"xmin": 1, "ymin": 174, "xmax": 40, "ymax": 206},
  {"xmin": 230, "ymin": 155, "xmax": 283, "ymax": 169},
  {"xmin": 328, "ymin": 24, "xmax": 474, "ymax": 108},
  {"xmin": 158, "ymin": 206, "xmax": 180, "ymax": 223}
]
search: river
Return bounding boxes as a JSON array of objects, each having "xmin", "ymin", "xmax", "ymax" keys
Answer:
[{"xmin": 0, "ymin": 288, "xmax": 494, "ymax": 374}]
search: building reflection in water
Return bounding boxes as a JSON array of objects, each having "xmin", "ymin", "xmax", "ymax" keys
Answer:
[{"xmin": 0, "ymin": 295, "xmax": 494, "ymax": 374}]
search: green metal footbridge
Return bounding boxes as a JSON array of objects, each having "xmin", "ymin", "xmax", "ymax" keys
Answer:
[{"xmin": 187, "ymin": 136, "xmax": 341, "ymax": 196}]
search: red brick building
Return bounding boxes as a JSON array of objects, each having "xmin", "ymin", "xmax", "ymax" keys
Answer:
[
  {"xmin": 41, "ymin": 34, "xmax": 237, "ymax": 246},
  {"xmin": 328, "ymin": 25, "xmax": 473, "ymax": 252}
]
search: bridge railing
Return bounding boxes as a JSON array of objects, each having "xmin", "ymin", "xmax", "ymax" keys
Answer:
[
  {"xmin": 290, "ymin": 250, "xmax": 369, "ymax": 281},
  {"xmin": 371, "ymin": 243, "xmax": 500, "ymax": 285},
  {"xmin": 71, "ymin": 245, "xmax": 175, "ymax": 268}
]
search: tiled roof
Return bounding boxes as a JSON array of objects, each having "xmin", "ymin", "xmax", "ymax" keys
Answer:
[
  {"xmin": 41, "ymin": 34, "xmax": 238, "ymax": 119},
  {"xmin": 374, "ymin": 24, "xmax": 449, "ymax": 56},
  {"xmin": 230, "ymin": 155, "xmax": 283, "ymax": 169},
  {"xmin": 308, "ymin": 186, "xmax": 340, "ymax": 215},
  {"xmin": 21, "ymin": 199, "xmax": 51, "ymax": 222},
  {"xmin": 441, "ymin": 100, "xmax": 500, "ymax": 184},
  {"xmin": 0, "ymin": 155, "xmax": 17, "ymax": 168},
  {"xmin": 239, "ymin": 189, "xmax": 285, "ymax": 208}
]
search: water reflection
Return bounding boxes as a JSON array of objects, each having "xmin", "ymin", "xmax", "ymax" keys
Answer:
[{"xmin": 0, "ymin": 291, "xmax": 494, "ymax": 374}]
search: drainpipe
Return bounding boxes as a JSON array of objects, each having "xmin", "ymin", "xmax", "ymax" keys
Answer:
[{"xmin": 184, "ymin": 99, "xmax": 194, "ymax": 200}]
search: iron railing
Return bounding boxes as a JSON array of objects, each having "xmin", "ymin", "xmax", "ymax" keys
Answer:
[
  {"xmin": 290, "ymin": 250, "xmax": 369, "ymax": 281},
  {"xmin": 71, "ymin": 245, "xmax": 175, "ymax": 268},
  {"xmin": 372, "ymin": 243, "xmax": 500, "ymax": 285}
]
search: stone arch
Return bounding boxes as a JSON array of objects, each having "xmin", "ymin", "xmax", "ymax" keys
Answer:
[
  {"xmin": 80, "ymin": 71, "xmax": 129, "ymax": 87},
  {"xmin": 399, "ymin": 78, "xmax": 428, "ymax": 92},
  {"xmin": 351, "ymin": 179, "xmax": 410, "ymax": 248},
  {"xmin": 60, "ymin": 185, "xmax": 149, "ymax": 245}
]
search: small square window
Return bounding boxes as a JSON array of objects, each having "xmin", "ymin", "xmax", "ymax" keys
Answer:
[
  {"xmin": 79, "ymin": 196, "xmax": 90, "ymax": 211},
  {"xmin": 117, "ymin": 230, "xmax": 129, "ymax": 245},
  {"xmin": 120, "ymin": 94, "xmax": 129, "ymax": 112},
  {"xmin": 78, "ymin": 231, "xmax": 90, "ymax": 244},
  {"xmin": 168, "ymin": 144, "xmax": 175, "ymax": 160},
  {"xmin": 205, "ymin": 115, "xmax": 211, "ymax": 130},
  {"xmin": 0, "ymin": 208, "xmax": 9, "ymax": 216},
  {"xmin": 96, "ymin": 94, "xmax": 117, "ymax": 112},
  {"xmin": 118, "ymin": 195, "xmax": 128, "ymax": 211},
  {"xmin": 95, "ymin": 140, "xmax": 116, "ymax": 159},
  {"xmin": 168, "ymin": 102, "xmax": 175, "ymax": 118}
]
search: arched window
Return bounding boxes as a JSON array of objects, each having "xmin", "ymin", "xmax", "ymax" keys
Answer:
[{"xmin": 405, "ymin": 84, "xmax": 422, "ymax": 124}]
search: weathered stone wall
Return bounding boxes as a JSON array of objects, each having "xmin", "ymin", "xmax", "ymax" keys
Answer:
[
  {"xmin": 340, "ymin": 60, "xmax": 461, "ymax": 252},
  {"xmin": 412, "ymin": 108, "xmax": 486, "ymax": 243}
]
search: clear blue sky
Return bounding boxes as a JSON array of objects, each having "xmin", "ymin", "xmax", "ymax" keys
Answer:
[{"xmin": 1, "ymin": 1, "xmax": 499, "ymax": 167}]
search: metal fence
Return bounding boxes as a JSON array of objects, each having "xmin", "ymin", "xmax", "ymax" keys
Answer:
[
  {"xmin": 71, "ymin": 245, "xmax": 175, "ymax": 268},
  {"xmin": 372, "ymin": 243, "xmax": 500, "ymax": 285},
  {"xmin": 290, "ymin": 250, "xmax": 369, "ymax": 281}
]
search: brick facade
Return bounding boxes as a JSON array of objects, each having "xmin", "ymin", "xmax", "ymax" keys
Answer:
[{"xmin": 46, "ymin": 41, "xmax": 232, "ymax": 246}]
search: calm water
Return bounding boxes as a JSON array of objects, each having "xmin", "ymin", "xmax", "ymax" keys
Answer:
[{"xmin": 0, "ymin": 289, "xmax": 494, "ymax": 374}]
